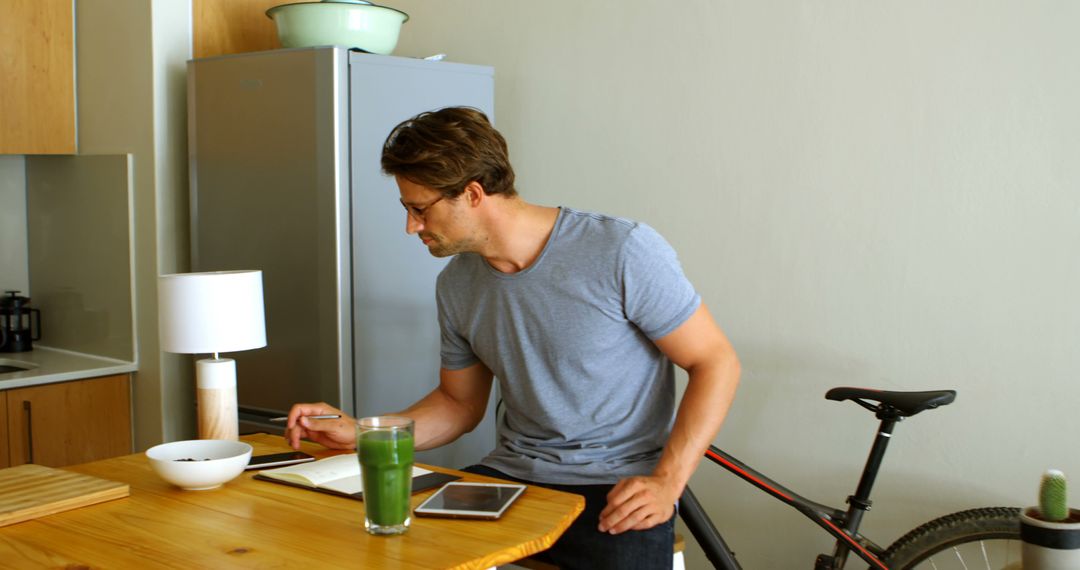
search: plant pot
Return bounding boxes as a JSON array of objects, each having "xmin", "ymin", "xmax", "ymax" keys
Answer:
[{"xmin": 1021, "ymin": 506, "xmax": 1080, "ymax": 570}]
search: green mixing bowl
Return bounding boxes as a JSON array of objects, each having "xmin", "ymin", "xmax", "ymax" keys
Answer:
[{"xmin": 266, "ymin": 0, "xmax": 409, "ymax": 55}]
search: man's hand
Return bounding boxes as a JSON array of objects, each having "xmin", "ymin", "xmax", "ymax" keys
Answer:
[
  {"xmin": 283, "ymin": 402, "xmax": 356, "ymax": 450},
  {"xmin": 597, "ymin": 475, "xmax": 680, "ymax": 534}
]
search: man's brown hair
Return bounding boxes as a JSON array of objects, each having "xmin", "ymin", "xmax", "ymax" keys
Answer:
[{"xmin": 381, "ymin": 107, "xmax": 516, "ymax": 198}]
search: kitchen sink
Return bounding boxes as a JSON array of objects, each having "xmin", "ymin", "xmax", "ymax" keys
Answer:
[{"xmin": 0, "ymin": 359, "xmax": 38, "ymax": 374}]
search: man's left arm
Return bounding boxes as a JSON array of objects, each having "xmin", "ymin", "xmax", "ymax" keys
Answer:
[{"xmin": 598, "ymin": 303, "xmax": 740, "ymax": 534}]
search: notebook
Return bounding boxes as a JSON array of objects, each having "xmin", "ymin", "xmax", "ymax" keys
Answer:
[{"xmin": 253, "ymin": 453, "xmax": 458, "ymax": 500}]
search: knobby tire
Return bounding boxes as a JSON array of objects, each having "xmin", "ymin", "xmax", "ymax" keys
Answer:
[{"xmin": 877, "ymin": 506, "xmax": 1021, "ymax": 570}]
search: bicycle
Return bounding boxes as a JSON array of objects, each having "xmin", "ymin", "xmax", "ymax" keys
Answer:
[{"xmin": 678, "ymin": 387, "xmax": 1021, "ymax": 569}]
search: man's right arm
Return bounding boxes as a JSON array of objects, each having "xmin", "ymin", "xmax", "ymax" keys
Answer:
[
  {"xmin": 398, "ymin": 362, "xmax": 494, "ymax": 450},
  {"xmin": 284, "ymin": 362, "xmax": 494, "ymax": 451}
]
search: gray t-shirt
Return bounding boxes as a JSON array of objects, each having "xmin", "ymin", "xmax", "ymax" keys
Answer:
[{"xmin": 436, "ymin": 207, "xmax": 700, "ymax": 484}]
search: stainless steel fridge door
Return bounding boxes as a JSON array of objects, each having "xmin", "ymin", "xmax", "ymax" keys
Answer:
[
  {"xmin": 189, "ymin": 48, "xmax": 354, "ymax": 429},
  {"xmin": 348, "ymin": 52, "xmax": 496, "ymax": 468}
]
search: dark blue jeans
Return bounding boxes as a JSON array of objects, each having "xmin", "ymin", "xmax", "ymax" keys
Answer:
[{"xmin": 463, "ymin": 465, "xmax": 675, "ymax": 570}]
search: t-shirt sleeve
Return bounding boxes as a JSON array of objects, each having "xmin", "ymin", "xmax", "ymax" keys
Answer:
[
  {"xmin": 620, "ymin": 224, "xmax": 701, "ymax": 340},
  {"xmin": 436, "ymin": 275, "xmax": 480, "ymax": 370}
]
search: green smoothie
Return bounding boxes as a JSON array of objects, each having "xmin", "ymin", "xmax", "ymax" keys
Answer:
[{"xmin": 358, "ymin": 429, "xmax": 414, "ymax": 529}]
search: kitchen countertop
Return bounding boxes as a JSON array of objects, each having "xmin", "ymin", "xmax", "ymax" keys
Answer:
[{"xmin": 0, "ymin": 346, "xmax": 136, "ymax": 389}]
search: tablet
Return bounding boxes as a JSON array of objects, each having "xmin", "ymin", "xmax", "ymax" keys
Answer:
[{"xmin": 414, "ymin": 482, "xmax": 527, "ymax": 520}]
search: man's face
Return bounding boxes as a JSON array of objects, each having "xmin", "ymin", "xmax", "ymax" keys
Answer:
[{"xmin": 396, "ymin": 176, "xmax": 476, "ymax": 258}]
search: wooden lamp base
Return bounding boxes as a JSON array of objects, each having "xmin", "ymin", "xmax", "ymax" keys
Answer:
[{"xmin": 195, "ymin": 358, "xmax": 239, "ymax": 441}]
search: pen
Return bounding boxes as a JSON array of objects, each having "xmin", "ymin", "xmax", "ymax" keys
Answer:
[{"xmin": 268, "ymin": 414, "xmax": 342, "ymax": 422}]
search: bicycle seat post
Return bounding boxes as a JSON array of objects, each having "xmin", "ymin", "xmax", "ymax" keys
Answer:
[
  {"xmin": 822, "ymin": 413, "xmax": 899, "ymax": 567},
  {"xmin": 843, "ymin": 414, "xmax": 900, "ymax": 534}
]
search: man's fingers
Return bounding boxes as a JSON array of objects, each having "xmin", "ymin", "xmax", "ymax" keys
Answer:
[
  {"xmin": 285, "ymin": 425, "xmax": 312, "ymax": 449},
  {"xmin": 608, "ymin": 502, "xmax": 673, "ymax": 534},
  {"xmin": 599, "ymin": 483, "xmax": 652, "ymax": 533},
  {"xmin": 630, "ymin": 511, "xmax": 667, "ymax": 531},
  {"xmin": 600, "ymin": 477, "xmax": 646, "ymax": 518},
  {"xmin": 598, "ymin": 475, "xmax": 676, "ymax": 534},
  {"xmin": 287, "ymin": 402, "xmax": 341, "ymax": 428},
  {"xmin": 603, "ymin": 502, "xmax": 649, "ymax": 534},
  {"xmin": 300, "ymin": 416, "xmax": 349, "ymax": 435},
  {"xmin": 282, "ymin": 402, "xmax": 351, "ymax": 449}
]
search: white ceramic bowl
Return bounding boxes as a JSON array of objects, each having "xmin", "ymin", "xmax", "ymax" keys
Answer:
[
  {"xmin": 146, "ymin": 440, "xmax": 253, "ymax": 490},
  {"xmin": 266, "ymin": 1, "xmax": 409, "ymax": 55}
]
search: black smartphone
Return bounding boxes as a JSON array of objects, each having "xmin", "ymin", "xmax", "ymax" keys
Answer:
[{"xmin": 244, "ymin": 451, "xmax": 316, "ymax": 470}]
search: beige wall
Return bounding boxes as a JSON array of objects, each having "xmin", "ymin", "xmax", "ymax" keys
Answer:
[
  {"xmin": 388, "ymin": 1, "xmax": 1080, "ymax": 567},
  {"xmin": 26, "ymin": 154, "xmax": 134, "ymax": 361},
  {"xmin": 0, "ymin": 156, "xmax": 28, "ymax": 293},
  {"xmin": 76, "ymin": 0, "xmax": 195, "ymax": 447}
]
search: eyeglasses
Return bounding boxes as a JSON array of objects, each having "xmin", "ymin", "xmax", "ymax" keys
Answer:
[{"xmin": 399, "ymin": 196, "xmax": 444, "ymax": 222}]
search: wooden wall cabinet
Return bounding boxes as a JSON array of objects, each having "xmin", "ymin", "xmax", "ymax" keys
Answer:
[
  {"xmin": 194, "ymin": 0, "xmax": 282, "ymax": 59},
  {"xmin": 0, "ymin": 0, "xmax": 77, "ymax": 154},
  {"xmin": 2, "ymin": 0, "xmax": 286, "ymax": 153},
  {"xmin": 4, "ymin": 374, "xmax": 132, "ymax": 468}
]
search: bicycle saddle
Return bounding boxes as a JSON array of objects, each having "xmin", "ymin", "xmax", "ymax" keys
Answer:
[{"xmin": 825, "ymin": 387, "xmax": 956, "ymax": 418}]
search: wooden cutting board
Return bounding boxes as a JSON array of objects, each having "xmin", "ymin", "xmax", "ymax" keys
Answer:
[{"xmin": 0, "ymin": 464, "xmax": 129, "ymax": 527}]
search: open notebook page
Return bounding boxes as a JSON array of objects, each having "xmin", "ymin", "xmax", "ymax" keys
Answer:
[{"xmin": 262, "ymin": 454, "xmax": 432, "ymax": 495}]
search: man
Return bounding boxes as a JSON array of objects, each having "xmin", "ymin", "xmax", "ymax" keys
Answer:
[{"xmin": 285, "ymin": 107, "xmax": 740, "ymax": 569}]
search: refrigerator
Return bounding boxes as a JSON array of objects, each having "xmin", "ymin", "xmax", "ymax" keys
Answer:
[{"xmin": 187, "ymin": 47, "xmax": 496, "ymax": 468}]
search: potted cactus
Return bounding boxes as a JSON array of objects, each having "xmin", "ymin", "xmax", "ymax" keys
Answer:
[{"xmin": 1021, "ymin": 469, "xmax": 1080, "ymax": 569}]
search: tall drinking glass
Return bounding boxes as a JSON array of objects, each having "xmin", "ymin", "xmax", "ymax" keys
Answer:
[{"xmin": 357, "ymin": 416, "xmax": 414, "ymax": 535}]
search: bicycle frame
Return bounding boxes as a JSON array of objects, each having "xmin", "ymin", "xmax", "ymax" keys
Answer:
[{"xmin": 680, "ymin": 416, "xmax": 902, "ymax": 569}]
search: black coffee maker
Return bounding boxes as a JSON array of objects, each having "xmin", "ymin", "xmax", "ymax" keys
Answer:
[{"xmin": 0, "ymin": 291, "xmax": 41, "ymax": 353}]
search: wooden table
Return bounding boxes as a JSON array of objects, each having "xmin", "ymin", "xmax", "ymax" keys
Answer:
[{"xmin": 0, "ymin": 433, "xmax": 584, "ymax": 569}]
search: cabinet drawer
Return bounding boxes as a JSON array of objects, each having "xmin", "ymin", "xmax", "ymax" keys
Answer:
[{"xmin": 6, "ymin": 374, "xmax": 131, "ymax": 467}]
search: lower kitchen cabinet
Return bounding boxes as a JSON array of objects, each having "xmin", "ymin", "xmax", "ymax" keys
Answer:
[
  {"xmin": 4, "ymin": 374, "xmax": 132, "ymax": 467},
  {"xmin": 0, "ymin": 391, "xmax": 8, "ymax": 468}
]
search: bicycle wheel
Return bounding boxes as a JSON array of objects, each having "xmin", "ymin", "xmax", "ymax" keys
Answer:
[{"xmin": 877, "ymin": 507, "xmax": 1021, "ymax": 570}]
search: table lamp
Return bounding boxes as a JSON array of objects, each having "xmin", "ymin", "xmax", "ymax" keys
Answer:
[{"xmin": 158, "ymin": 270, "xmax": 266, "ymax": 440}]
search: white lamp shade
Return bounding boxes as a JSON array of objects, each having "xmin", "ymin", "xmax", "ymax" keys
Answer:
[{"xmin": 158, "ymin": 270, "xmax": 267, "ymax": 354}]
